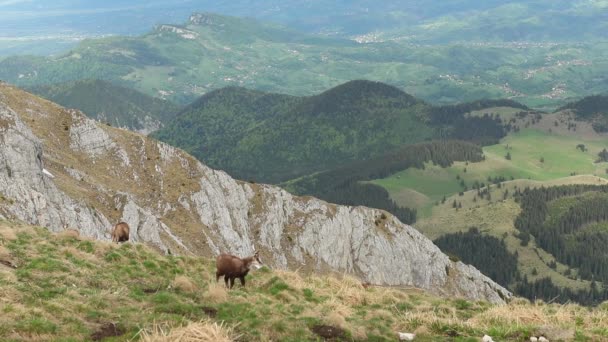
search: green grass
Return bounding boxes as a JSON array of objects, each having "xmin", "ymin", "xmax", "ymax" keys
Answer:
[
  {"xmin": 373, "ymin": 128, "xmax": 608, "ymax": 217},
  {"xmin": 2, "ymin": 221, "xmax": 607, "ymax": 341},
  {"xmin": 482, "ymin": 129, "xmax": 606, "ymax": 180}
]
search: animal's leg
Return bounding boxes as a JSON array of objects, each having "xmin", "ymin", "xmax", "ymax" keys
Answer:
[
  {"xmin": 224, "ymin": 275, "xmax": 229, "ymax": 287},
  {"xmin": 239, "ymin": 276, "xmax": 246, "ymax": 286},
  {"xmin": 229, "ymin": 277, "xmax": 235, "ymax": 289},
  {"xmin": 216, "ymin": 272, "xmax": 221, "ymax": 282}
]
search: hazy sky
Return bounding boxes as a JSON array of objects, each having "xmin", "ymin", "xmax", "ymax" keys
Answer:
[{"xmin": 0, "ymin": 1, "xmax": 203, "ymax": 36}]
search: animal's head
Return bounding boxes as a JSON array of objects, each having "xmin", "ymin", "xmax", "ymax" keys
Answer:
[
  {"xmin": 253, "ymin": 250, "xmax": 262, "ymax": 264},
  {"xmin": 246, "ymin": 250, "xmax": 263, "ymax": 270}
]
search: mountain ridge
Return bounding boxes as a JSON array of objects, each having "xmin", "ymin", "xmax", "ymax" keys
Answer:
[
  {"xmin": 28, "ymin": 79, "xmax": 180, "ymax": 134},
  {"xmin": 0, "ymin": 81, "xmax": 510, "ymax": 303},
  {"xmin": 2, "ymin": 11, "xmax": 607, "ymax": 108}
]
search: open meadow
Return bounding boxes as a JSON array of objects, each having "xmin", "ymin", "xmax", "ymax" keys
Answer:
[{"xmin": 372, "ymin": 127, "xmax": 608, "ymax": 217}]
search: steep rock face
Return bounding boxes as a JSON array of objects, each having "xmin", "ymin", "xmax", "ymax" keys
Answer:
[
  {"xmin": 0, "ymin": 83, "xmax": 511, "ymax": 303},
  {"xmin": 0, "ymin": 101, "xmax": 110, "ymax": 238}
]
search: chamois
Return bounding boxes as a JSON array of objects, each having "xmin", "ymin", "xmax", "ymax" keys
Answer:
[
  {"xmin": 111, "ymin": 222, "xmax": 130, "ymax": 243},
  {"xmin": 215, "ymin": 251, "xmax": 262, "ymax": 288}
]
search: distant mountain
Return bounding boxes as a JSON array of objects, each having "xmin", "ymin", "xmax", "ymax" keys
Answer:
[
  {"xmin": 152, "ymin": 80, "xmax": 433, "ymax": 182},
  {"xmin": 29, "ymin": 79, "xmax": 180, "ymax": 134},
  {"xmin": 250, "ymin": 1, "xmax": 608, "ymax": 43},
  {"xmin": 4, "ymin": 1, "xmax": 605, "ymax": 42},
  {"xmin": 2, "ymin": 12, "xmax": 607, "ymax": 108},
  {"xmin": 394, "ymin": 1, "xmax": 608, "ymax": 43}
]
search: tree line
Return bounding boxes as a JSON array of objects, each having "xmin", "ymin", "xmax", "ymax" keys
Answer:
[
  {"xmin": 288, "ymin": 140, "xmax": 484, "ymax": 224},
  {"xmin": 434, "ymin": 227, "xmax": 518, "ymax": 286},
  {"xmin": 515, "ymin": 185, "xmax": 608, "ymax": 282},
  {"xmin": 434, "ymin": 225, "xmax": 608, "ymax": 306},
  {"xmin": 515, "ymin": 276, "xmax": 608, "ymax": 306},
  {"xmin": 558, "ymin": 94, "xmax": 608, "ymax": 132}
]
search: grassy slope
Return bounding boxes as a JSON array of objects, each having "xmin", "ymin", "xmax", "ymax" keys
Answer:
[
  {"xmin": 1, "ymin": 221, "xmax": 607, "ymax": 341},
  {"xmin": 372, "ymin": 111, "xmax": 608, "ymax": 216}
]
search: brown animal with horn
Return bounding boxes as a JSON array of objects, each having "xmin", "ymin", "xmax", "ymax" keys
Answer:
[
  {"xmin": 111, "ymin": 222, "xmax": 130, "ymax": 243},
  {"xmin": 215, "ymin": 251, "xmax": 262, "ymax": 288}
]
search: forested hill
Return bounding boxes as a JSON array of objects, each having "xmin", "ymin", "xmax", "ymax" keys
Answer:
[
  {"xmin": 29, "ymin": 79, "xmax": 180, "ymax": 134},
  {"xmin": 152, "ymin": 80, "xmax": 435, "ymax": 183},
  {"xmin": 558, "ymin": 94, "xmax": 608, "ymax": 132},
  {"xmin": 152, "ymin": 80, "xmax": 526, "ymax": 184}
]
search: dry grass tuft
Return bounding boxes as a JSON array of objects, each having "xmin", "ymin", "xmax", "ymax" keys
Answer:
[
  {"xmin": 204, "ymin": 284, "xmax": 228, "ymax": 304},
  {"xmin": 0, "ymin": 227, "xmax": 17, "ymax": 241},
  {"xmin": 0, "ymin": 278, "xmax": 21, "ymax": 300},
  {"xmin": 275, "ymin": 290, "xmax": 297, "ymax": 303},
  {"xmin": 273, "ymin": 269, "xmax": 306, "ymax": 289},
  {"xmin": 326, "ymin": 311, "xmax": 347, "ymax": 329},
  {"xmin": 60, "ymin": 246, "xmax": 99, "ymax": 265},
  {"xmin": 413, "ymin": 325, "xmax": 430, "ymax": 336},
  {"xmin": 350, "ymin": 325, "xmax": 367, "ymax": 340},
  {"xmin": 172, "ymin": 276, "xmax": 197, "ymax": 293},
  {"xmin": 323, "ymin": 297, "xmax": 354, "ymax": 318},
  {"xmin": 370, "ymin": 309, "xmax": 394, "ymax": 321},
  {"xmin": 468, "ymin": 300, "xmax": 606, "ymax": 331},
  {"xmin": 57, "ymin": 229, "xmax": 80, "ymax": 239},
  {"xmin": 137, "ymin": 320, "xmax": 239, "ymax": 342},
  {"xmin": 93, "ymin": 241, "xmax": 117, "ymax": 257},
  {"xmin": 0, "ymin": 245, "xmax": 10, "ymax": 260}
]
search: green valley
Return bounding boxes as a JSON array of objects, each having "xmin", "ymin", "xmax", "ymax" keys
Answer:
[
  {"xmin": 373, "ymin": 112, "xmax": 608, "ymax": 217},
  {"xmin": 1, "ymin": 12, "xmax": 607, "ymax": 109},
  {"xmin": 360, "ymin": 105, "xmax": 608, "ymax": 304}
]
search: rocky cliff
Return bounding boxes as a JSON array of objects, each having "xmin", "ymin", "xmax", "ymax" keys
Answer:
[{"xmin": 0, "ymin": 82, "xmax": 511, "ymax": 303}]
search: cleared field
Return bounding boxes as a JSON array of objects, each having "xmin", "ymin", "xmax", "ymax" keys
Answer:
[
  {"xmin": 372, "ymin": 128, "xmax": 608, "ymax": 217},
  {"xmin": 415, "ymin": 175, "xmax": 608, "ymax": 291},
  {"xmin": 467, "ymin": 106, "xmax": 524, "ymax": 119}
]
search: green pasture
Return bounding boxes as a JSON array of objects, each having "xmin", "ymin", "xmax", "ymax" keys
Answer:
[{"xmin": 372, "ymin": 128, "xmax": 608, "ymax": 217}]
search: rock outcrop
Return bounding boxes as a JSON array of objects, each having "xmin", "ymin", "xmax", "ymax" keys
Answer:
[
  {"xmin": 0, "ymin": 83, "xmax": 511, "ymax": 303},
  {"xmin": 189, "ymin": 13, "xmax": 219, "ymax": 26}
]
